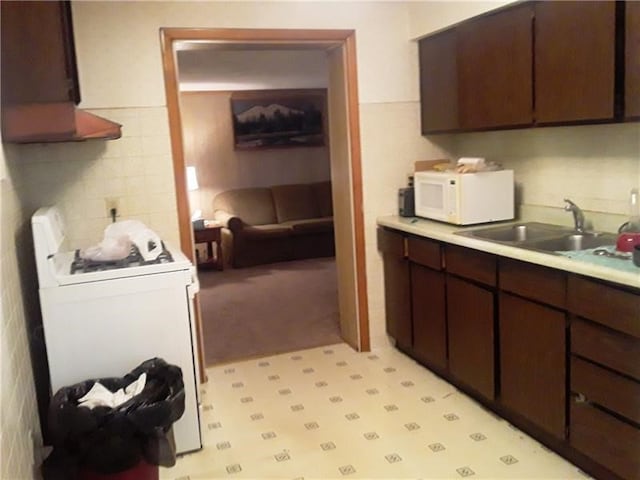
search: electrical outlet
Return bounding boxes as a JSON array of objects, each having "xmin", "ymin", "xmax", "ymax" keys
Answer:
[{"xmin": 105, "ymin": 198, "xmax": 119, "ymax": 221}]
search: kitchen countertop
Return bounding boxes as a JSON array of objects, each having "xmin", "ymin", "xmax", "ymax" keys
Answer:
[{"xmin": 377, "ymin": 215, "xmax": 640, "ymax": 290}]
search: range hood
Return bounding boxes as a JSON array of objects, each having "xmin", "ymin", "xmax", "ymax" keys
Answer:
[{"xmin": 1, "ymin": 102, "xmax": 122, "ymax": 143}]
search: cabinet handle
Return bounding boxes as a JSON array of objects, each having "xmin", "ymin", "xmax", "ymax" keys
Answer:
[{"xmin": 573, "ymin": 392, "xmax": 587, "ymax": 404}]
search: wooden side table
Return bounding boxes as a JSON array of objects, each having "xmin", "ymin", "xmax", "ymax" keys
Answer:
[{"xmin": 193, "ymin": 221, "xmax": 223, "ymax": 270}]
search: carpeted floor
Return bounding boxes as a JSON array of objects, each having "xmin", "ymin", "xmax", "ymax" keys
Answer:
[{"xmin": 198, "ymin": 257, "xmax": 342, "ymax": 366}]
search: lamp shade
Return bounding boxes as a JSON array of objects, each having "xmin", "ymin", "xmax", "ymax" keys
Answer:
[{"xmin": 186, "ymin": 166, "xmax": 199, "ymax": 191}]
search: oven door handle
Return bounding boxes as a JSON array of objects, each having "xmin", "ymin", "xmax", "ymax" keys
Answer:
[
  {"xmin": 186, "ymin": 266, "xmax": 202, "ymax": 391},
  {"xmin": 187, "ymin": 266, "xmax": 200, "ymax": 297}
]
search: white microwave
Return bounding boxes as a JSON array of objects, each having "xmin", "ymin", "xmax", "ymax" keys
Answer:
[{"xmin": 414, "ymin": 169, "xmax": 514, "ymax": 225}]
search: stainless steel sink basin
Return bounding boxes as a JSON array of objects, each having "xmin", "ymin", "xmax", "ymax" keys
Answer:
[
  {"xmin": 459, "ymin": 222, "xmax": 570, "ymax": 243},
  {"xmin": 457, "ymin": 222, "xmax": 617, "ymax": 253},
  {"xmin": 524, "ymin": 232, "xmax": 618, "ymax": 252}
]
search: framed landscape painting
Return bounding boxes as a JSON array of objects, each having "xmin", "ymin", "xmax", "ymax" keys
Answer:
[{"xmin": 231, "ymin": 89, "xmax": 326, "ymax": 150}]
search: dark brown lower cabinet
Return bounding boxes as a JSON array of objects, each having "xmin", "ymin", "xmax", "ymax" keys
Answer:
[
  {"xmin": 570, "ymin": 401, "xmax": 640, "ymax": 480},
  {"xmin": 378, "ymin": 228, "xmax": 411, "ymax": 350},
  {"xmin": 411, "ymin": 263, "xmax": 447, "ymax": 371},
  {"xmin": 380, "ymin": 228, "xmax": 640, "ymax": 479},
  {"xmin": 499, "ymin": 292, "xmax": 566, "ymax": 438},
  {"xmin": 446, "ymin": 275, "xmax": 494, "ymax": 399}
]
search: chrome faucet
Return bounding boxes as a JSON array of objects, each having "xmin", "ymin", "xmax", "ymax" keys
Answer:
[{"xmin": 563, "ymin": 199, "xmax": 585, "ymax": 232}]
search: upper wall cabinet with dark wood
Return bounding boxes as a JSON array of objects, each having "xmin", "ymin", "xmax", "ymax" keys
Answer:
[
  {"xmin": 418, "ymin": 0, "xmax": 638, "ymax": 134},
  {"xmin": 626, "ymin": 1, "xmax": 640, "ymax": 119},
  {"xmin": 1, "ymin": 0, "xmax": 120, "ymax": 143},
  {"xmin": 418, "ymin": 29, "xmax": 458, "ymax": 134},
  {"xmin": 534, "ymin": 1, "xmax": 616, "ymax": 124},
  {"xmin": 1, "ymin": 1, "xmax": 79, "ymax": 106},
  {"xmin": 457, "ymin": 3, "xmax": 533, "ymax": 130}
]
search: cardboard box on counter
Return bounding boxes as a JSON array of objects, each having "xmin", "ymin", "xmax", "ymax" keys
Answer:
[{"xmin": 414, "ymin": 159, "xmax": 451, "ymax": 171}]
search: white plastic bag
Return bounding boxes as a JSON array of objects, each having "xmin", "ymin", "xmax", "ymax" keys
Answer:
[
  {"xmin": 80, "ymin": 236, "xmax": 132, "ymax": 262},
  {"xmin": 104, "ymin": 220, "xmax": 164, "ymax": 261}
]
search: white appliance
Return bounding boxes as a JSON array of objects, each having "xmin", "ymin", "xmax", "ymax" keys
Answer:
[
  {"xmin": 414, "ymin": 169, "xmax": 515, "ymax": 225},
  {"xmin": 32, "ymin": 207, "xmax": 202, "ymax": 454}
]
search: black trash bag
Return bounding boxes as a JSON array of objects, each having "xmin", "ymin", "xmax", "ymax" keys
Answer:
[{"xmin": 41, "ymin": 358, "xmax": 185, "ymax": 480}]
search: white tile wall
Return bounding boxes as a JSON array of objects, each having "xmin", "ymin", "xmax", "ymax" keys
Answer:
[
  {"xmin": 359, "ymin": 101, "xmax": 454, "ymax": 347},
  {"xmin": 72, "ymin": 1, "xmax": 418, "ymax": 108},
  {"xmin": 14, "ymin": 107, "xmax": 180, "ymax": 249},
  {"xmin": 0, "ymin": 106, "xmax": 181, "ymax": 480},
  {"xmin": 1, "ymin": 144, "xmax": 43, "ymax": 480},
  {"xmin": 452, "ymin": 123, "xmax": 640, "ymax": 233}
]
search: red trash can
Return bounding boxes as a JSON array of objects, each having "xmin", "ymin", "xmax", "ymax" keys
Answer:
[{"xmin": 77, "ymin": 460, "xmax": 158, "ymax": 480}]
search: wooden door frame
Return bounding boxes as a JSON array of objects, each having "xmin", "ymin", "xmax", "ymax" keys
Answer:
[{"xmin": 160, "ymin": 28, "xmax": 370, "ymax": 380}]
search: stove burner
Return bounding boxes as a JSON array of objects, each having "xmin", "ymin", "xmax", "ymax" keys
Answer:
[{"xmin": 70, "ymin": 242, "xmax": 174, "ymax": 274}]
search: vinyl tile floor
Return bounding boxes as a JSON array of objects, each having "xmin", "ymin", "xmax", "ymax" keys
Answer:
[{"xmin": 161, "ymin": 343, "xmax": 590, "ymax": 479}]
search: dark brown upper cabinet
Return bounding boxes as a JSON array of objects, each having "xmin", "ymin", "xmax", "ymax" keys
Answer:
[
  {"xmin": 626, "ymin": 1, "xmax": 640, "ymax": 119},
  {"xmin": 1, "ymin": 0, "xmax": 120, "ymax": 143},
  {"xmin": 418, "ymin": 1, "xmax": 638, "ymax": 134},
  {"xmin": 456, "ymin": 3, "xmax": 533, "ymax": 130},
  {"xmin": 534, "ymin": 1, "xmax": 616, "ymax": 125},
  {"xmin": 1, "ymin": 1, "xmax": 79, "ymax": 106},
  {"xmin": 419, "ymin": 30, "xmax": 458, "ymax": 133}
]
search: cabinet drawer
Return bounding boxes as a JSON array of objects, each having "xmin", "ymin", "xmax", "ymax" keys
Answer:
[
  {"xmin": 572, "ymin": 319, "xmax": 640, "ymax": 381},
  {"xmin": 445, "ymin": 244, "xmax": 496, "ymax": 286},
  {"xmin": 571, "ymin": 356, "xmax": 640, "ymax": 425},
  {"xmin": 570, "ymin": 401, "xmax": 640, "ymax": 480},
  {"xmin": 407, "ymin": 236, "xmax": 442, "ymax": 270},
  {"xmin": 377, "ymin": 228, "xmax": 405, "ymax": 257},
  {"xmin": 568, "ymin": 275, "xmax": 640, "ymax": 340},
  {"xmin": 499, "ymin": 258, "xmax": 566, "ymax": 308}
]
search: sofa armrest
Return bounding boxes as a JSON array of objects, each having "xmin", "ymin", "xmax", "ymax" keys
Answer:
[{"xmin": 213, "ymin": 210, "xmax": 243, "ymax": 231}]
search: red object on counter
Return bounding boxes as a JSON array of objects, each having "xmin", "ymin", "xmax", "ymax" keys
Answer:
[
  {"xmin": 616, "ymin": 232, "xmax": 640, "ymax": 252},
  {"xmin": 77, "ymin": 460, "xmax": 158, "ymax": 480}
]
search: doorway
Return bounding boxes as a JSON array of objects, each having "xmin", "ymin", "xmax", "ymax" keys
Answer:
[{"xmin": 160, "ymin": 29, "xmax": 369, "ymax": 379}]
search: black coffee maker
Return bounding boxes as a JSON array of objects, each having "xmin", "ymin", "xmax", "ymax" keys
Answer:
[{"xmin": 398, "ymin": 174, "xmax": 415, "ymax": 217}]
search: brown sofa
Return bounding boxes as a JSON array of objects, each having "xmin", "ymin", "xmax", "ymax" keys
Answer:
[{"xmin": 212, "ymin": 181, "xmax": 335, "ymax": 268}]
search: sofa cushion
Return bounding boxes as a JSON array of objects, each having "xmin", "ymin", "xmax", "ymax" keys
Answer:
[
  {"xmin": 213, "ymin": 188, "xmax": 277, "ymax": 226},
  {"xmin": 242, "ymin": 224, "xmax": 292, "ymax": 239},
  {"xmin": 283, "ymin": 217, "xmax": 334, "ymax": 235},
  {"xmin": 271, "ymin": 184, "xmax": 320, "ymax": 223},
  {"xmin": 312, "ymin": 181, "xmax": 333, "ymax": 217}
]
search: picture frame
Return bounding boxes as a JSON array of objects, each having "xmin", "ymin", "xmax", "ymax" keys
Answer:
[{"xmin": 231, "ymin": 89, "xmax": 326, "ymax": 150}]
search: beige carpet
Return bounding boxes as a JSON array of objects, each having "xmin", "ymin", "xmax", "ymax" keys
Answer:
[{"xmin": 198, "ymin": 257, "xmax": 342, "ymax": 366}]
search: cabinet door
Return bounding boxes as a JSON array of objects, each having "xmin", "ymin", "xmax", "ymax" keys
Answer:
[
  {"xmin": 626, "ymin": 0, "xmax": 640, "ymax": 119},
  {"xmin": 457, "ymin": 3, "xmax": 533, "ymax": 130},
  {"xmin": 535, "ymin": 1, "xmax": 616, "ymax": 124},
  {"xmin": 447, "ymin": 275, "xmax": 494, "ymax": 399},
  {"xmin": 378, "ymin": 229, "xmax": 412, "ymax": 350},
  {"xmin": 500, "ymin": 292, "xmax": 566, "ymax": 438},
  {"xmin": 571, "ymin": 401, "xmax": 640, "ymax": 480},
  {"xmin": 1, "ymin": 1, "xmax": 79, "ymax": 105},
  {"xmin": 411, "ymin": 264, "xmax": 447, "ymax": 372},
  {"xmin": 419, "ymin": 29, "xmax": 458, "ymax": 133}
]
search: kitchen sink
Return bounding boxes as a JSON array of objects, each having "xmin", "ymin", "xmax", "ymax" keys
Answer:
[
  {"xmin": 524, "ymin": 232, "xmax": 618, "ymax": 252},
  {"xmin": 457, "ymin": 222, "xmax": 618, "ymax": 253},
  {"xmin": 459, "ymin": 222, "xmax": 570, "ymax": 243}
]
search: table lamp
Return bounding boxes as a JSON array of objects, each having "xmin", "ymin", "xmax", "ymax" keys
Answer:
[{"xmin": 187, "ymin": 166, "xmax": 205, "ymax": 229}]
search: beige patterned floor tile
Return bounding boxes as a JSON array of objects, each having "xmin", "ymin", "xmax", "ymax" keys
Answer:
[{"xmin": 161, "ymin": 343, "xmax": 584, "ymax": 479}]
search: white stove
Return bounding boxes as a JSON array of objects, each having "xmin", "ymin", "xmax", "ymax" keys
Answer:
[{"xmin": 32, "ymin": 206, "xmax": 202, "ymax": 454}]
